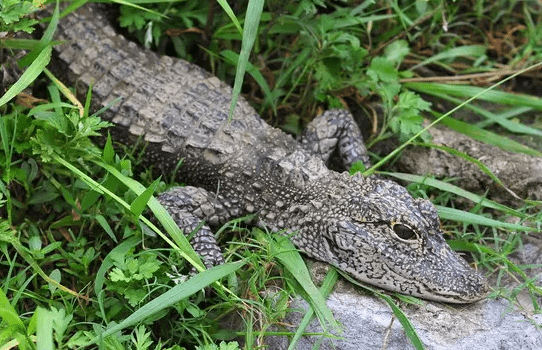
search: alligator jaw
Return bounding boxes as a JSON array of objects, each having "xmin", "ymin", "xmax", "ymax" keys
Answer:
[
  {"xmin": 321, "ymin": 220, "xmax": 489, "ymax": 303},
  {"xmin": 304, "ymin": 174, "xmax": 490, "ymax": 303}
]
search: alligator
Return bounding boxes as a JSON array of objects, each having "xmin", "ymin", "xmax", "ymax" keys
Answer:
[{"xmin": 43, "ymin": 3, "xmax": 489, "ymax": 303}]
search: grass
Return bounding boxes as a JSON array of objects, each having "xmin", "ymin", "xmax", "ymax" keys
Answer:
[{"xmin": 1, "ymin": 0, "xmax": 542, "ymax": 349}]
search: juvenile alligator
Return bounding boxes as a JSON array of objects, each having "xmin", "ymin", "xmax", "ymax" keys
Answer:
[{"xmin": 45, "ymin": 3, "xmax": 488, "ymax": 303}]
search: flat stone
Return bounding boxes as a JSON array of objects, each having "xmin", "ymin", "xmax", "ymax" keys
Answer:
[{"xmin": 265, "ymin": 261, "xmax": 542, "ymax": 350}]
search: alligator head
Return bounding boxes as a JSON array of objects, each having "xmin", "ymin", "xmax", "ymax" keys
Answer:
[{"xmin": 309, "ymin": 173, "xmax": 489, "ymax": 303}]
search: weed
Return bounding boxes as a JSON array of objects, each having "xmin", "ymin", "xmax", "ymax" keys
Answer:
[
  {"xmin": 1, "ymin": 0, "xmax": 542, "ymax": 349},
  {"xmin": 0, "ymin": 0, "xmax": 39, "ymax": 33}
]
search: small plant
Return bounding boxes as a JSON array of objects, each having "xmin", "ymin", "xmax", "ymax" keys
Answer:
[
  {"xmin": 0, "ymin": 0, "xmax": 39, "ymax": 33},
  {"xmin": 106, "ymin": 249, "xmax": 163, "ymax": 306},
  {"xmin": 1, "ymin": 1, "xmax": 542, "ymax": 349},
  {"xmin": 196, "ymin": 341, "xmax": 241, "ymax": 350}
]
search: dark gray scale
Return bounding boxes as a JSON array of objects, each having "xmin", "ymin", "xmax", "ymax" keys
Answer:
[{"xmin": 44, "ymin": 3, "xmax": 490, "ymax": 303}]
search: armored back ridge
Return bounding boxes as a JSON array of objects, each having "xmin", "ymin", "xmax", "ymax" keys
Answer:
[{"xmin": 46, "ymin": 3, "xmax": 489, "ymax": 303}]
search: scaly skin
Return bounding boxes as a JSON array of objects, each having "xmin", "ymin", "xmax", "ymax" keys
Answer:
[{"xmin": 45, "ymin": 3, "xmax": 489, "ymax": 303}]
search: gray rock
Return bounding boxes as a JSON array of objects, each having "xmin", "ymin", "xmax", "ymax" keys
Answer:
[{"xmin": 266, "ymin": 262, "xmax": 542, "ymax": 350}]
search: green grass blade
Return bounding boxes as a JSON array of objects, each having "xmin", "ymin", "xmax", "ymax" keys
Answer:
[
  {"xmin": 425, "ymin": 91, "xmax": 542, "ymax": 137},
  {"xmin": 101, "ymin": 133, "xmax": 115, "ymax": 164},
  {"xmin": 110, "ymin": 0, "xmax": 168, "ymax": 18},
  {"xmin": 406, "ymin": 142, "xmax": 520, "ymax": 199},
  {"xmin": 447, "ymin": 240, "xmax": 542, "ymax": 296},
  {"xmin": 94, "ymin": 214, "xmax": 117, "ymax": 243},
  {"xmin": 339, "ymin": 272, "xmax": 425, "ymax": 349},
  {"xmin": 477, "ymin": 105, "xmax": 533, "ymax": 128},
  {"xmin": 288, "ymin": 268, "xmax": 339, "ymax": 350},
  {"xmin": 378, "ymin": 294, "xmax": 425, "ymax": 350},
  {"xmin": 447, "ymin": 240, "xmax": 490, "ymax": 255},
  {"xmin": 0, "ymin": 287, "xmax": 25, "ymax": 331},
  {"xmin": 405, "ymin": 82, "xmax": 542, "ymax": 110},
  {"xmin": 433, "ymin": 113, "xmax": 542, "ymax": 157},
  {"xmin": 42, "ymin": 68, "xmax": 85, "ymax": 113},
  {"xmin": 271, "ymin": 234, "xmax": 341, "ymax": 333},
  {"xmin": 91, "ymin": 161, "xmax": 205, "ymax": 271},
  {"xmin": 0, "ymin": 45, "xmax": 52, "ymax": 108},
  {"xmin": 436, "ymin": 206, "xmax": 538, "ymax": 232},
  {"xmin": 27, "ymin": 102, "xmax": 78, "ymax": 117},
  {"xmin": 0, "ymin": 38, "xmax": 46, "ymax": 50},
  {"xmin": 89, "ymin": 96, "xmax": 123, "ymax": 119},
  {"xmin": 228, "ymin": 0, "xmax": 265, "ymax": 119},
  {"xmin": 366, "ymin": 63, "xmax": 542, "ymax": 176},
  {"xmin": 53, "ymin": 156, "xmax": 204, "ymax": 271},
  {"xmin": 0, "ymin": 233, "xmax": 80, "ymax": 299},
  {"xmin": 412, "ymin": 45, "xmax": 486, "ymax": 70},
  {"xmin": 0, "ymin": 113, "xmax": 11, "ymax": 161},
  {"xmin": 18, "ymin": 0, "xmax": 58, "ymax": 67},
  {"xmin": 221, "ymin": 49, "xmax": 277, "ymax": 114},
  {"xmin": 88, "ymin": 261, "xmax": 245, "ymax": 346},
  {"xmin": 381, "ymin": 172, "xmax": 526, "ymax": 218},
  {"xmin": 216, "ymin": 0, "xmax": 243, "ymax": 34}
]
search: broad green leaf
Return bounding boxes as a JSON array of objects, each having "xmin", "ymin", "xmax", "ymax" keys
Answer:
[
  {"xmin": 368, "ymin": 57, "xmax": 398, "ymax": 82},
  {"xmin": 48, "ymin": 269, "xmax": 62, "ymax": 294},
  {"xmin": 130, "ymin": 177, "xmax": 161, "ymax": 218},
  {"xmin": 385, "ymin": 40, "xmax": 409, "ymax": 64}
]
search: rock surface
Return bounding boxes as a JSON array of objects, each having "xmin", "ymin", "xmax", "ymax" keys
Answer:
[
  {"xmin": 394, "ymin": 125, "xmax": 542, "ymax": 202},
  {"xmin": 266, "ymin": 261, "xmax": 542, "ymax": 350}
]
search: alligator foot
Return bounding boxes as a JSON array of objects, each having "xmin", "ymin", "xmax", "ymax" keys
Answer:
[
  {"xmin": 157, "ymin": 186, "xmax": 242, "ymax": 268},
  {"xmin": 300, "ymin": 109, "xmax": 372, "ymax": 170}
]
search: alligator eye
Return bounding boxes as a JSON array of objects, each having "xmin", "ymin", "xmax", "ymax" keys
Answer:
[{"xmin": 393, "ymin": 223, "xmax": 417, "ymax": 240}]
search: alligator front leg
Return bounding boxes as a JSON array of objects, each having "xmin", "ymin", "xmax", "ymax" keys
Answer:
[
  {"xmin": 157, "ymin": 186, "xmax": 242, "ymax": 267},
  {"xmin": 300, "ymin": 109, "xmax": 371, "ymax": 170}
]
